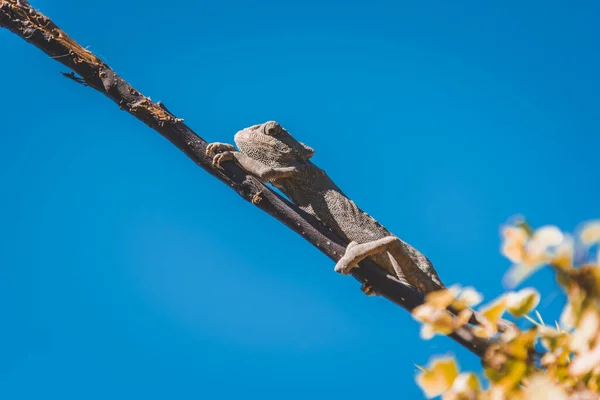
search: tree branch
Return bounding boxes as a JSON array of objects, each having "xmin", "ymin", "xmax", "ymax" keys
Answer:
[{"xmin": 0, "ymin": 0, "xmax": 496, "ymax": 358}]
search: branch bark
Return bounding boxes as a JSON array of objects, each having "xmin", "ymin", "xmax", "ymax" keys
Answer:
[{"xmin": 0, "ymin": 0, "xmax": 496, "ymax": 358}]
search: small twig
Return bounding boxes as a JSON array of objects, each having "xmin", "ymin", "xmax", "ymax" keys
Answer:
[{"xmin": 61, "ymin": 71, "xmax": 88, "ymax": 86}]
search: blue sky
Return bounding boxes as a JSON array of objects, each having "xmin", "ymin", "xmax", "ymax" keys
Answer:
[{"xmin": 1, "ymin": 0, "xmax": 599, "ymax": 398}]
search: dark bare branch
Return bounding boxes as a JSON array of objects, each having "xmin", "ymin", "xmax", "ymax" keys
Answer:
[{"xmin": 0, "ymin": 0, "xmax": 497, "ymax": 359}]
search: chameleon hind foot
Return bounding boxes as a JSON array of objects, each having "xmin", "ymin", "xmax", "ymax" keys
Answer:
[
  {"xmin": 360, "ymin": 283, "xmax": 377, "ymax": 296},
  {"xmin": 334, "ymin": 237, "xmax": 399, "ymax": 275}
]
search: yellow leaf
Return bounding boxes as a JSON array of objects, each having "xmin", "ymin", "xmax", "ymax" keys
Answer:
[
  {"xmin": 506, "ymin": 288, "xmax": 541, "ymax": 317},
  {"xmin": 444, "ymin": 372, "xmax": 480, "ymax": 400},
  {"xmin": 482, "ymin": 297, "xmax": 508, "ymax": 322},
  {"xmin": 530, "ymin": 225, "xmax": 564, "ymax": 249},
  {"xmin": 503, "ymin": 225, "xmax": 529, "ymax": 242},
  {"xmin": 457, "ymin": 287, "xmax": 483, "ymax": 308},
  {"xmin": 488, "ymin": 386, "xmax": 511, "ymax": 400},
  {"xmin": 550, "ymin": 237, "xmax": 574, "ymax": 271},
  {"xmin": 580, "ymin": 220, "xmax": 600, "ymax": 246},
  {"xmin": 413, "ymin": 304, "xmax": 436, "ymax": 322},
  {"xmin": 496, "ymin": 360, "xmax": 527, "ymax": 390},
  {"xmin": 501, "ymin": 226, "xmax": 528, "ymax": 263},
  {"xmin": 474, "ymin": 296, "xmax": 508, "ymax": 337},
  {"xmin": 476, "ymin": 296, "xmax": 506, "ymax": 337},
  {"xmin": 413, "ymin": 303, "xmax": 457, "ymax": 339},
  {"xmin": 570, "ymin": 308, "xmax": 600, "ymax": 353},
  {"xmin": 420, "ymin": 324, "xmax": 436, "ymax": 340},
  {"xmin": 559, "ymin": 301, "xmax": 576, "ymax": 330},
  {"xmin": 425, "ymin": 287, "xmax": 459, "ymax": 309},
  {"xmin": 503, "ymin": 262, "xmax": 545, "ymax": 288},
  {"xmin": 570, "ymin": 333, "xmax": 600, "ymax": 376},
  {"xmin": 415, "ymin": 357, "xmax": 459, "ymax": 399},
  {"xmin": 523, "ymin": 374, "xmax": 567, "ymax": 400},
  {"xmin": 430, "ymin": 311, "xmax": 456, "ymax": 336},
  {"xmin": 453, "ymin": 309, "xmax": 473, "ymax": 330}
]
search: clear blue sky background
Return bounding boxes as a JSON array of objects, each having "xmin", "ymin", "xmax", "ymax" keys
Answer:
[{"xmin": 1, "ymin": 0, "xmax": 599, "ymax": 398}]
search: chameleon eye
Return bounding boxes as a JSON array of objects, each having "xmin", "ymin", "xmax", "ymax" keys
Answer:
[{"xmin": 263, "ymin": 121, "xmax": 281, "ymax": 136}]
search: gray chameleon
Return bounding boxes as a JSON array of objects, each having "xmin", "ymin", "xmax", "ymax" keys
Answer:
[{"xmin": 206, "ymin": 121, "xmax": 445, "ymax": 295}]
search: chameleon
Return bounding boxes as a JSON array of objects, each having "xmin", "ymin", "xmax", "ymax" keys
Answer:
[{"xmin": 205, "ymin": 121, "xmax": 445, "ymax": 295}]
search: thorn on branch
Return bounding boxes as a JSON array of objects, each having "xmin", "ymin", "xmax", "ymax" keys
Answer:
[{"xmin": 61, "ymin": 71, "xmax": 88, "ymax": 86}]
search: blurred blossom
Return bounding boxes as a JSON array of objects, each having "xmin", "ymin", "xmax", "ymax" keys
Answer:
[
  {"xmin": 523, "ymin": 375, "xmax": 567, "ymax": 400},
  {"xmin": 445, "ymin": 373, "xmax": 480, "ymax": 400},
  {"xmin": 415, "ymin": 218, "xmax": 600, "ymax": 399},
  {"xmin": 579, "ymin": 220, "xmax": 600, "ymax": 246},
  {"xmin": 505, "ymin": 288, "xmax": 540, "ymax": 317},
  {"xmin": 501, "ymin": 222, "xmax": 567, "ymax": 287},
  {"xmin": 415, "ymin": 357, "xmax": 460, "ymax": 399},
  {"xmin": 472, "ymin": 296, "xmax": 508, "ymax": 338},
  {"xmin": 412, "ymin": 286, "xmax": 481, "ymax": 340}
]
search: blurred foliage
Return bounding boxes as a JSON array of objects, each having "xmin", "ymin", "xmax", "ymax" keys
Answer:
[{"xmin": 413, "ymin": 219, "xmax": 600, "ymax": 399}]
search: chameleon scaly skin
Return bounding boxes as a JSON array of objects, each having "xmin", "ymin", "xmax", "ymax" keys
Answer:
[{"xmin": 206, "ymin": 121, "xmax": 444, "ymax": 294}]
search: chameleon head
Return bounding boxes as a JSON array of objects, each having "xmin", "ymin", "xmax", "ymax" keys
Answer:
[{"xmin": 234, "ymin": 121, "xmax": 315, "ymax": 167}]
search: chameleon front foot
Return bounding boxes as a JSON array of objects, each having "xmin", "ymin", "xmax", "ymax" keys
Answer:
[
  {"xmin": 205, "ymin": 142, "xmax": 235, "ymax": 158},
  {"xmin": 205, "ymin": 142, "xmax": 236, "ymax": 168},
  {"xmin": 212, "ymin": 151, "xmax": 234, "ymax": 168}
]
